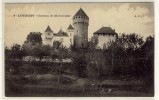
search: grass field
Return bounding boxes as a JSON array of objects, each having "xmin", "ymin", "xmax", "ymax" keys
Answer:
[{"xmin": 5, "ymin": 73, "xmax": 153, "ymax": 97}]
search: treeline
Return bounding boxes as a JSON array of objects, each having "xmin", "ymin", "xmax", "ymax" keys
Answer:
[
  {"xmin": 5, "ymin": 32, "xmax": 154, "ymax": 85},
  {"xmin": 85, "ymin": 34, "xmax": 154, "ymax": 80},
  {"xmin": 5, "ymin": 32, "xmax": 71, "ymax": 60}
]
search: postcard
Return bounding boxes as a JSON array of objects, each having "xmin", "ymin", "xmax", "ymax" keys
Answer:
[{"xmin": 4, "ymin": 2, "xmax": 154, "ymax": 98}]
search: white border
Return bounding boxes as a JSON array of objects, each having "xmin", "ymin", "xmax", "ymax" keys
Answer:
[
  {"xmin": 3, "ymin": 0, "xmax": 155, "ymax": 3},
  {"xmin": 1, "ymin": 0, "xmax": 158, "ymax": 100}
]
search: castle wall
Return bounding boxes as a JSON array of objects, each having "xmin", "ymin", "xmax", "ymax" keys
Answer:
[
  {"xmin": 53, "ymin": 36, "xmax": 72, "ymax": 48},
  {"xmin": 97, "ymin": 34, "xmax": 116, "ymax": 49},
  {"xmin": 67, "ymin": 29, "xmax": 74, "ymax": 46},
  {"xmin": 44, "ymin": 38, "xmax": 54, "ymax": 46}
]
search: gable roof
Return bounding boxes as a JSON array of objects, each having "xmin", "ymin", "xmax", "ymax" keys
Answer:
[
  {"xmin": 45, "ymin": 26, "xmax": 53, "ymax": 32},
  {"xmin": 73, "ymin": 8, "xmax": 89, "ymax": 18},
  {"xmin": 67, "ymin": 24, "xmax": 74, "ymax": 30},
  {"xmin": 53, "ymin": 29, "xmax": 68, "ymax": 36},
  {"xmin": 94, "ymin": 27, "xmax": 117, "ymax": 35}
]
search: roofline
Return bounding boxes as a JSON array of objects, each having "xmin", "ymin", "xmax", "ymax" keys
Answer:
[
  {"xmin": 94, "ymin": 32, "xmax": 117, "ymax": 34},
  {"xmin": 93, "ymin": 33, "xmax": 118, "ymax": 36}
]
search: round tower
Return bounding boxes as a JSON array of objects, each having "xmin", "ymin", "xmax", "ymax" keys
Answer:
[{"xmin": 73, "ymin": 8, "xmax": 89, "ymax": 48}]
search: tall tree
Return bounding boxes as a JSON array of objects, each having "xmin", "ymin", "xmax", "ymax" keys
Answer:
[
  {"xmin": 25, "ymin": 32, "xmax": 42, "ymax": 44},
  {"xmin": 23, "ymin": 32, "xmax": 43, "ymax": 56}
]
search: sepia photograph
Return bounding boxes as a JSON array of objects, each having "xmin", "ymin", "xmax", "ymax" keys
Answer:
[{"xmin": 4, "ymin": 2, "xmax": 154, "ymax": 97}]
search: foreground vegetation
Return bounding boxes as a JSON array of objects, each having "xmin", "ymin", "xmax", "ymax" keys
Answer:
[{"xmin": 5, "ymin": 32, "xmax": 154, "ymax": 96}]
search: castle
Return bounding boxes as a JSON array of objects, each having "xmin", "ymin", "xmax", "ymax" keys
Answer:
[{"xmin": 43, "ymin": 8, "xmax": 118, "ymax": 49}]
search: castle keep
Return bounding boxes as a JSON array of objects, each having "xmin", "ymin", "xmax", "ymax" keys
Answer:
[
  {"xmin": 73, "ymin": 8, "xmax": 89, "ymax": 48},
  {"xmin": 44, "ymin": 8, "xmax": 117, "ymax": 49}
]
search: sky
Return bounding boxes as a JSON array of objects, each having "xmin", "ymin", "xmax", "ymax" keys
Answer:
[{"xmin": 4, "ymin": 2, "xmax": 154, "ymax": 47}]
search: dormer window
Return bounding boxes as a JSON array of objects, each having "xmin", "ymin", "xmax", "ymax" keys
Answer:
[{"xmin": 48, "ymin": 33, "xmax": 50, "ymax": 35}]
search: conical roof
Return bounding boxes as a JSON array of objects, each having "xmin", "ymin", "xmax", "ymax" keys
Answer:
[
  {"xmin": 45, "ymin": 25, "xmax": 53, "ymax": 32},
  {"xmin": 73, "ymin": 8, "xmax": 88, "ymax": 18},
  {"xmin": 67, "ymin": 24, "xmax": 74, "ymax": 30}
]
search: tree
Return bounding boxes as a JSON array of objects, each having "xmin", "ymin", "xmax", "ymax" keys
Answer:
[
  {"xmin": 117, "ymin": 33, "xmax": 144, "ymax": 51},
  {"xmin": 105, "ymin": 33, "xmax": 145, "ymax": 79},
  {"xmin": 53, "ymin": 40, "xmax": 62, "ymax": 50},
  {"xmin": 25, "ymin": 32, "xmax": 42, "ymax": 44},
  {"xmin": 23, "ymin": 32, "xmax": 43, "ymax": 56},
  {"xmin": 31, "ymin": 43, "xmax": 43, "ymax": 58},
  {"xmin": 91, "ymin": 35, "xmax": 98, "ymax": 46},
  {"xmin": 141, "ymin": 36, "xmax": 154, "ymax": 58},
  {"xmin": 41, "ymin": 45, "xmax": 52, "ymax": 56},
  {"xmin": 9, "ymin": 44, "xmax": 26, "ymax": 59},
  {"xmin": 88, "ymin": 35, "xmax": 99, "ymax": 50}
]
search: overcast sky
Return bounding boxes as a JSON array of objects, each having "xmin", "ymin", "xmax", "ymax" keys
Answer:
[{"xmin": 5, "ymin": 2, "xmax": 154, "ymax": 47}]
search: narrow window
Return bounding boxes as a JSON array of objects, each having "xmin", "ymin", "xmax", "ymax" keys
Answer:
[{"xmin": 82, "ymin": 43, "xmax": 83, "ymax": 47}]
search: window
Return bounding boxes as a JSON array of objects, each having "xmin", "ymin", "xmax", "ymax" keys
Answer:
[
  {"xmin": 48, "ymin": 33, "xmax": 50, "ymax": 35},
  {"xmin": 70, "ymin": 33, "xmax": 71, "ymax": 36}
]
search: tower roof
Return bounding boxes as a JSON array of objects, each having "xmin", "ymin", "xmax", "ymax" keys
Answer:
[
  {"xmin": 45, "ymin": 25, "xmax": 53, "ymax": 32},
  {"xmin": 94, "ymin": 27, "xmax": 117, "ymax": 35},
  {"xmin": 73, "ymin": 8, "xmax": 89, "ymax": 18},
  {"xmin": 67, "ymin": 24, "xmax": 74, "ymax": 30}
]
